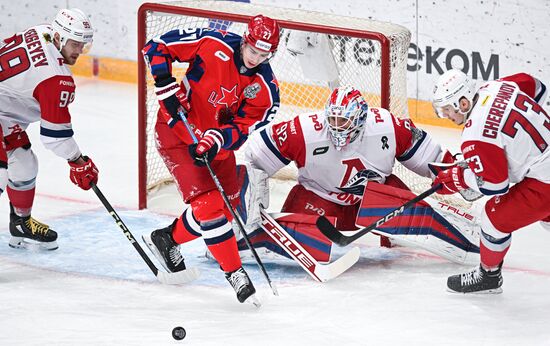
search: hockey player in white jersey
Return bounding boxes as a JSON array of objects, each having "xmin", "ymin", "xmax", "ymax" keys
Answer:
[
  {"xmin": 0, "ymin": 9, "xmax": 99, "ymax": 250},
  {"xmin": 431, "ymin": 69, "xmax": 549, "ymax": 293},
  {"xmin": 239, "ymin": 86, "xmax": 480, "ymax": 269}
]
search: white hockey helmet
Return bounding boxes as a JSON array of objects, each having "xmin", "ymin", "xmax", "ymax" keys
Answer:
[
  {"xmin": 325, "ymin": 86, "xmax": 369, "ymax": 150},
  {"xmin": 51, "ymin": 8, "xmax": 94, "ymax": 53},
  {"xmin": 432, "ymin": 69, "xmax": 476, "ymax": 118}
]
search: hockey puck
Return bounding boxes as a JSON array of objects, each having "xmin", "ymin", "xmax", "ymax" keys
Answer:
[{"xmin": 172, "ymin": 326, "xmax": 186, "ymax": 340}]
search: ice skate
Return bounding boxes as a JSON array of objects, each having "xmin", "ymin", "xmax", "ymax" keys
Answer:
[
  {"xmin": 225, "ymin": 267, "xmax": 260, "ymax": 307},
  {"xmin": 447, "ymin": 262, "xmax": 503, "ymax": 294},
  {"xmin": 9, "ymin": 204, "xmax": 58, "ymax": 251},
  {"xmin": 142, "ymin": 220, "xmax": 186, "ymax": 273}
]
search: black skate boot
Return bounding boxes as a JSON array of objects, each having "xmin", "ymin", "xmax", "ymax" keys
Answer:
[
  {"xmin": 225, "ymin": 267, "xmax": 260, "ymax": 306},
  {"xmin": 9, "ymin": 204, "xmax": 58, "ymax": 250},
  {"xmin": 447, "ymin": 262, "xmax": 503, "ymax": 294},
  {"xmin": 142, "ymin": 219, "xmax": 186, "ymax": 273}
]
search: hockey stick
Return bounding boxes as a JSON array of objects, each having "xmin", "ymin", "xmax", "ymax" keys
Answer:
[
  {"xmin": 91, "ymin": 182, "xmax": 200, "ymax": 285},
  {"xmin": 260, "ymin": 210, "xmax": 360, "ymax": 282},
  {"xmin": 316, "ymin": 184, "xmax": 442, "ymax": 246},
  {"xmin": 179, "ymin": 111, "xmax": 278, "ymax": 296}
]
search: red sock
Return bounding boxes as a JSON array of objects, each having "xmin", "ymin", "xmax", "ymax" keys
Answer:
[
  {"xmin": 206, "ymin": 235, "xmax": 242, "ymax": 273},
  {"xmin": 172, "ymin": 209, "xmax": 202, "ymax": 244},
  {"xmin": 7, "ymin": 187, "xmax": 35, "ymax": 216}
]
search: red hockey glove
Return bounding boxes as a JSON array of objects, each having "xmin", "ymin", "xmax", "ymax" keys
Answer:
[
  {"xmin": 432, "ymin": 165, "xmax": 468, "ymax": 195},
  {"xmin": 154, "ymin": 76, "xmax": 190, "ymax": 121},
  {"xmin": 428, "ymin": 150, "xmax": 461, "ymax": 176},
  {"xmin": 69, "ymin": 156, "xmax": 99, "ymax": 190},
  {"xmin": 188, "ymin": 129, "xmax": 224, "ymax": 167}
]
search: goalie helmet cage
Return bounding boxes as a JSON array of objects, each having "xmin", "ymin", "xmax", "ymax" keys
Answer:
[{"xmin": 138, "ymin": 1, "xmax": 412, "ymax": 209}]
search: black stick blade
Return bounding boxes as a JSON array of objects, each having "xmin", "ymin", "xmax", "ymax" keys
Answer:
[{"xmin": 316, "ymin": 216, "xmax": 347, "ymax": 245}]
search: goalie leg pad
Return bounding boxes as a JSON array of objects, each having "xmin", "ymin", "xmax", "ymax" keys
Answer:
[
  {"xmin": 242, "ymin": 213, "xmax": 333, "ymax": 263},
  {"xmin": 282, "ymin": 184, "xmax": 358, "ymax": 231},
  {"xmin": 358, "ymin": 183, "xmax": 480, "ymax": 264}
]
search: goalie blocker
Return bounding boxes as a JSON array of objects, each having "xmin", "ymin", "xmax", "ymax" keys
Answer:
[{"xmin": 236, "ymin": 164, "xmax": 480, "ymax": 276}]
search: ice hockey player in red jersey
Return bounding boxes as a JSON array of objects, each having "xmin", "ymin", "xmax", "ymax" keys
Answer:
[
  {"xmin": 0, "ymin": 9, "xmax": 99, "ymax": 251},
  {"xmin": 141, "ymin": 15, "xmax": 281, "ymax": 304},
  {"xmin": 240, "ymin": 86, "xmax": 480, "ymax": 268},
  {"xmin": 431, "ymin": 69, "xmax": 549, "ymax": 293}
]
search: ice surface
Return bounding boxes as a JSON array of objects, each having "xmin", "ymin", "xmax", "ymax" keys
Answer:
[{"xmin": 0, "ymin": 78, "xmax": 549, "ymax": 345}]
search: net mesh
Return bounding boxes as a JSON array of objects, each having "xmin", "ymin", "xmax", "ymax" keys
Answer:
[{"xmin": 140, "ymin": 1, "xmax": 453, "ymax": 208}]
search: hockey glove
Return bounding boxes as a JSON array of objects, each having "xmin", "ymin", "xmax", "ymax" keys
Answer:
[
  {"xmin": 432, "ymin": 165, "xmax": 468, "ymax": 195},
  {"xmin": 154, "ymin": 76, "xmax": 190, "ymax": 121},
  {"xmin": 188, "ymin": 129, "xmax": 224, "ymax": 166},
  {"xmin": 69, "ymin": 156, "xmax": 99, "ymax": 190}
]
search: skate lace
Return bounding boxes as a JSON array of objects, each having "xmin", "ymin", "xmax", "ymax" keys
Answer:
[
  {"xmin": 228, "ymin": 270, "xmax": 248, "ymax": 291},
  {"xmin": 26, "ymin": 217, "xmax": 50, "ymax": 236},
  {"xmin": 169, "ymin": 246, "xmax": 183, "ymax": 265},
  {"xmin": 460, "ymin": 266, "xmax": 482, "ymax": 286}
]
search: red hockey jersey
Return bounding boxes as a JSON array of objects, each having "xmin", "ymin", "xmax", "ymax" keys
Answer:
[{"xmin": 143, "ymin": 28, "xmax": 280, "ymax": 154}]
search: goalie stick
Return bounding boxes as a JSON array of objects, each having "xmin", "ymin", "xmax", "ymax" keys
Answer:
[
  {"xmin": 260, "ymin": 210, "xmax": 360, "ymax": 282},
  {"xmin": 91, "ymin": 183, "xmax": 200, "ymax": 285},
  {"xmin": 180, "ymin": 111, "xmax": 278, "ymax": 296},
  {"xmin": 316, "ymin": 184, "xmax": 442, "ymax": 246}
]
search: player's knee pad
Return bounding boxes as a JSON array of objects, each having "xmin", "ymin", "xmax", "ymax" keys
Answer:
[
  {"xmin": 190, "ymin": 190, "xmax": 226, "ymax": 223},
  {"xmin": 7, "ymin": 147, "xmax": 38, "ymax": 191}
]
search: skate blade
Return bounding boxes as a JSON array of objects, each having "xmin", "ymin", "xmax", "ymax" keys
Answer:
[
  {"xmin": 9, "ymin": 237, "xmax": 58, "ymax": 251},
  {"xmin": 446, "ymin": 287, "xmax": 503, "ymax": 294},
  {"xmin": 244, "ymin": 294, "xmax": 262, "ymax": 308}
]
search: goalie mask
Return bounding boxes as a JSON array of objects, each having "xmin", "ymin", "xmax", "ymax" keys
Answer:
[
  {"xmin": 51, "ymin": 8, "xmax": 94, "ymax": 53},
  {"xmin": 325, "ymin": 86, "xmax": 369, "ymax": 150},
  {"xmin": 432, "ymin": 69, "xmax": 476, "ymax": 123},
  {"xmin": 243, "ymin": 15, "xmax": 280, "ymax": 61}
]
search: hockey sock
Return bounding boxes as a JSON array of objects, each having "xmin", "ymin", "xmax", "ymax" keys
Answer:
[
  {"xmin": 480, "ymin": 229, "xmax": 511, "ymax": 268},
  {"xmin": 7, "ymin": 186, "xmax": 35, "ymax": 217},
  {"xmin": 201, "ymin": 217, "xmax": 242, "ymax": 272},
  {"xmin": 172, "ymin": 208, "xmax": 202, "ymax": 244}
]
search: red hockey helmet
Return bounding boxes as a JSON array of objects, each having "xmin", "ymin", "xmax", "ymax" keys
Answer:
[{"xmin": 243, "ymin": 15, "xmax": 280, "ymax": 53}]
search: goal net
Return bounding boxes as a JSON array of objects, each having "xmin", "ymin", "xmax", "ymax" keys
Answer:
[{"xmin": 138, "ymin": 0, "xmax": 416, "ymax": 209}]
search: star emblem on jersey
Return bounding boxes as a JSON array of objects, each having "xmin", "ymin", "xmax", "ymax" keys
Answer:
[{"xmin": 217, "ymin": 85, "xmax": 239, "ymax": 108}]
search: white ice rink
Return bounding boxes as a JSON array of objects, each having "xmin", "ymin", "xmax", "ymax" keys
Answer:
[{"xmin": 0, "ymin": 78, "xmax": 549, "ymax": 345}]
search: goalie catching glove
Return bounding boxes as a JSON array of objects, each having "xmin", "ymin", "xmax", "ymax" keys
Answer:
[
  {"xmin": 154, "ymin": 76, "xmax": 190, "ymax": 121},
  {"xmin": 69, "ymin": 155, "xmax": 99, "ymax": 190},
  {"xmin": 189, "ymin": 129, "xmax": 224, "ymax": 166}
]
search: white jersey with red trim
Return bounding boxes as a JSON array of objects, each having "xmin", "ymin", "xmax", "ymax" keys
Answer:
[
  {"xmin": 0, "ymin": 24, "xmax": 81, "ymax": 160},
  {"xmin": 460, "ymin": 74, "xmax": 550, "ymax": 196},
  {"xmin": 245, "ymin": 107, "xmax": 443, "ymax": 205}
]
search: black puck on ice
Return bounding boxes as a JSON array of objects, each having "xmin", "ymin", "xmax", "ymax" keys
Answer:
[{"xmin": 172, "ymin": 326, "xmax": 186, "ymax": 340}]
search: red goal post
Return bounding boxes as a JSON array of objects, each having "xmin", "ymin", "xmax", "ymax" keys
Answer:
[{"xmin": 138, "ymin": 1, "xmax": 411, "ymax": 209}]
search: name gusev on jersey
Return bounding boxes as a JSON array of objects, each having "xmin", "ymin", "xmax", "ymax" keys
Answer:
[
  {"xmin": 144, "ymin": 28, "xmax": 280, "ymax": 155},
  {"xmin": 460, "ymin": 73, "xmax": 550, "ymax": 196},
  {"xmin": 0, "ymin": 24, "xmax": 81, "ymax": 160},
  {"xmin": 246, "ymin": 107, "xmax": 443, "ymax": 205}
]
